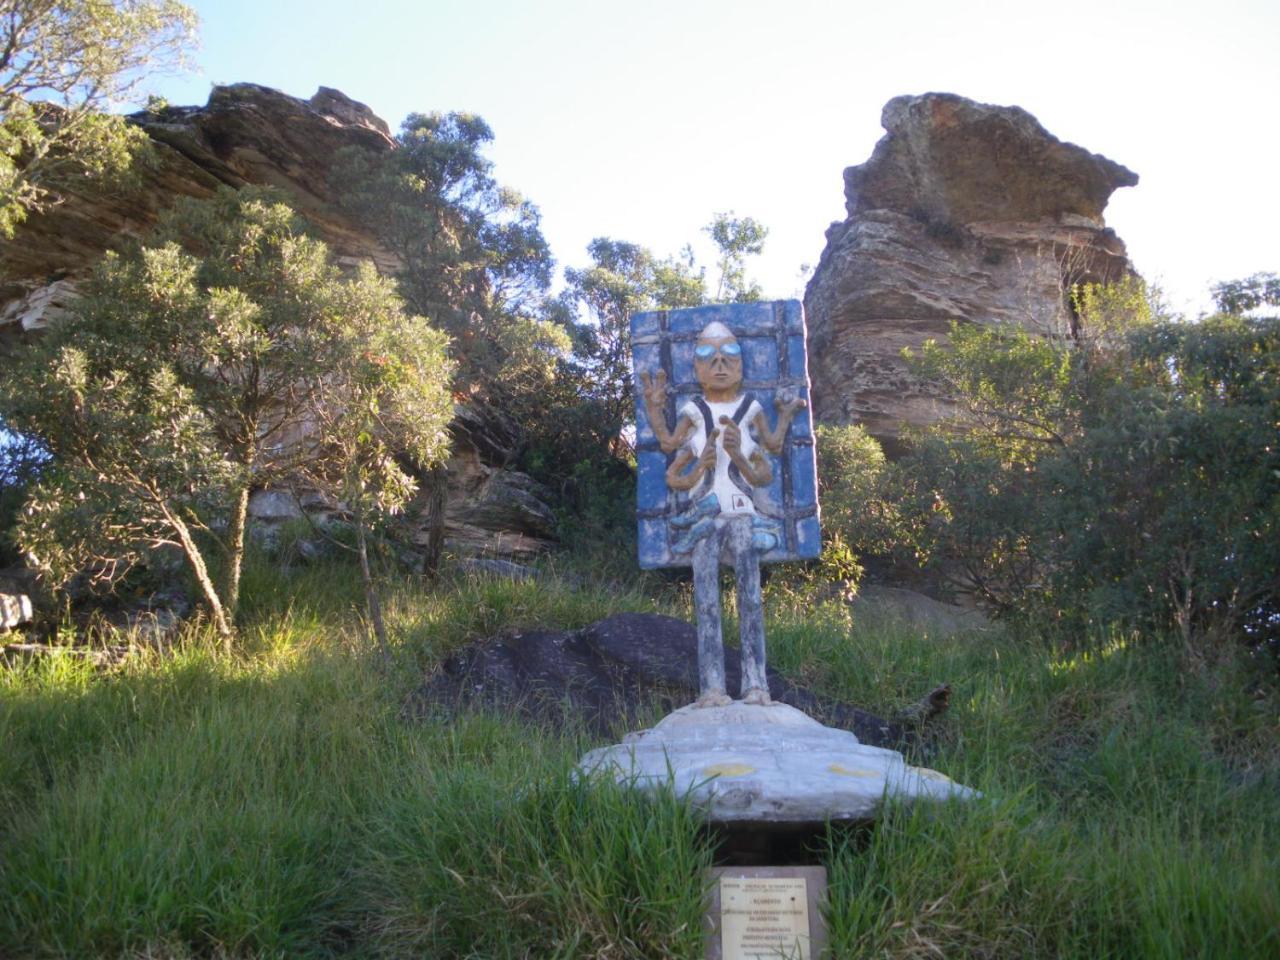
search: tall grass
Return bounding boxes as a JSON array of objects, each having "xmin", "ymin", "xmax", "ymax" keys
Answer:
[{"xmin": 1, "ymin": 556, "xmax": 1277, "ymax": 957}]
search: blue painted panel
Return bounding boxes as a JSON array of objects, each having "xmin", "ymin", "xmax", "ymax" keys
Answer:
[
  {"xmin": 789, "ymin": 445, "xmax": 816, "ymax": 505},
  {"xmin": 638, "ymin": 518, "xmax": 668, "ymax": 570},
  {"xmin": 794, "ymin": 516, "xmax": 822, "ymax": 559},
  {"xmin": 670, "ymin": 338, "xmax": 695, "ymax": 386},
  {"xmin": 631, "ymin": 300, "xmax": 820, "ymax": 569},
  {"xmin": 782, "ymin": 299, "xmax": 804, "ymax": 335},
  {"xmin": 637, "ymin": 451, "xmax": 669, "ymax": 511},
  {"xmin": 789, "ymin": 403, "xmax": 813, "ymax": 441},
  {"xmin": 742, "ymin": 337, "xmax": 778, "ymax": 382},
  {"xmin": 664, "ymin": 301, "xmax": 779, "ymax": 338},
  {"xmin": 631, "ymin": 311, "xmax": 661, "ymax": 343},
  {"xmin": 787, "ymin": 335, "xmax": 808, "ymax": 378}
]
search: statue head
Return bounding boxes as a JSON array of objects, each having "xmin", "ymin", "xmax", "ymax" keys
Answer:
[{"xmin": 693, "ymin": 320, "xmax": 742, "ymax": 402}]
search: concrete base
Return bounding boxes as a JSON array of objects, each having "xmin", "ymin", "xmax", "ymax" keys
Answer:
[{"xmin": 578, "ymin": 701, "xmax": 977, "ymax": 825}]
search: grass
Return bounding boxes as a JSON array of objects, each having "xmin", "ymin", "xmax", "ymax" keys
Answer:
[{"xmin": 1, "ymin": 553, "xmax": 1278, "ymax": 957}]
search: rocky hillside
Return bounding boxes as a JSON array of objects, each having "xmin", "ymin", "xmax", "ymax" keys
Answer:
[
  {"xmin": 0, "ymin": 84, "xmax": 554, "ymax": 559},
  {"xmin": 804, "ymin": 93, "xmax": 1138, "ymax": 453}
]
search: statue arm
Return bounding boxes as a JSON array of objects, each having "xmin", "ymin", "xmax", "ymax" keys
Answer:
[
  {"xmin": 754, "ymin": 396, "xmax": 807, "ymax": 454},
  {"xmin": 721, "ymin": 416, "xmax": 773, "ymax": 487},
  {"xmin": 640, "ymin": 370, "xmax": 691, "ymax": 453},
  {"xmin": 666, "ymin": 440, "xmax": 717, "ymax": 491},
  {"xmin": 736, "ymin": 449, "xmax": 773, "ymax": 487}
]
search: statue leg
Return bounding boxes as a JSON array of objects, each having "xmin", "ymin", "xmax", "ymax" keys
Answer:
[
  {"xmin": 729, "ymin": 516, "xmax": 771, "ymax": 705},
  {"xmin": 691, "ymin": 524, "xmax": 730, "ymax": 707}
]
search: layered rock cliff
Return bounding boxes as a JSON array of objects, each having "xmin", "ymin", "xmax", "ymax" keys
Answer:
[
  {"xmin": 0, "ymin": 84, "xmax": 554, "ymax": 559},
  {"xmin": 804, "ymin": 93, "xmax": 1138, "ymax": 452},
  {"xmin": 0, "ymin": 83, "xmax": 399, "ymax": 337}
]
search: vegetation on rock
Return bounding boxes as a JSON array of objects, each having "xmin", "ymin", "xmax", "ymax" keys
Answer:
[
  {"xmin": 0, "ymin": 0, "xmax": 197, "ymax": 236},
  {"xmin": 897, "ymin": 277, "xmax": 1280, "ymax": 651},
  {"xmin": 0, "ymin": 187, "xmax": 453, "ymax": 645}
]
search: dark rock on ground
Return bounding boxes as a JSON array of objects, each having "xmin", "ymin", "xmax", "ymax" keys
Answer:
[{"xmin": 409, "ymin": 612, "xmax": 904, "ymax": 747}]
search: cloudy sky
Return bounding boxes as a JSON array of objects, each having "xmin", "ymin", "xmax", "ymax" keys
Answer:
[{"xmin": 142, "ymin": 0, "xmax": 1279, "ymax": 314}]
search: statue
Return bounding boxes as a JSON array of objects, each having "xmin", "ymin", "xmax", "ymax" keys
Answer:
[
  {"xmin": 632, "ymin": 303, "xmax": 818, "ymax": 708},
  {"xmin": 580, "ymin": 300, "xmax": 978, "ymax": 835}
]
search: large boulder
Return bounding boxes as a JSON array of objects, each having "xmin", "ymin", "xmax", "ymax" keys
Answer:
[
  {"xmin": 0, "ymin": 84, "xmax": 399, "ymax": 338},
  {"xmin": 805, "ymin": 93, "xmax": 1138, "ymax": 453},
  {"xmin": 410, "ymin": 612, "xmax": 904, "ymax": 745}
]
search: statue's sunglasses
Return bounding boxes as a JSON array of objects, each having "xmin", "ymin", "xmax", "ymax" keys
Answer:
[{"xmin": 694, "ymin": 342, "xmax": 742, "ymax": 360}]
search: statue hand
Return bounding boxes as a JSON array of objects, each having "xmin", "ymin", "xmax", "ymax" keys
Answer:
[
  {"xmin": 719, "ymin": 416, "xmax": 742, "ymax": 458},
  {"xmin": 698, "ymin": 430, "xmax": 719, "ymax": 471},
  {"xmin": 639, "ymin": 369, "xmax": 668, "ymax": 408},
  {"xmin": 777, "ymin": 391, "xmax": 807, "ymax": 418}
]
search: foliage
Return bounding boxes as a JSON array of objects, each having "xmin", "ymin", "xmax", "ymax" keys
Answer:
[
  {"xmin": 293, "ymin": 262, "xmax": 453, "ymax": 648},
  {"xmin": 556, "ymin": 237, "xmax": 706, "ymax": 440},
  {"xmin": 0, "ymin": 187, "xmax": 453, "ymax": 641},
  {"xmin": 705, "ymin": 210, "xmax": 768, "ymax": 302},
  {"xmin": 815, "ymin": 423, "xmax": 911, "ymax": 559},
  {"xmin": 514, "ymin": 236, "xmax": 709, "ymax": 542},
  {"xmin": 1210, "ymin": 271, "xmax": 1280, "ymax": 314},
  {"xmin": 0, "ymin": 0, "xmax": 197, "ymax": 236},
  {"xmin": 899, "ymin": 277, "xmax": 1280, "ymax": 647},
  {"xmin": 330, "ymin": 111, "xmax": 557, "ymax": 403}
]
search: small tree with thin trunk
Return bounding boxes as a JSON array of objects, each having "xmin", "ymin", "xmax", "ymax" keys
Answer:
[
  {"xmin": 0, "ymin": 187, "xmax": 453, "ymax": 648},
  {"xmin": 295, "ymin": 262, "xmax": 453, "ymax": 656}
]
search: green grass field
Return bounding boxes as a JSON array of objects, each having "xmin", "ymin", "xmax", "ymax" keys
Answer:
[{"xmin": 2, "ymin": 555, "xmax": 1277, "ymax": 958}]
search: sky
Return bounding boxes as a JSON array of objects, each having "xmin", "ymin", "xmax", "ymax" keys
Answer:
[{"xmin": 136, "ymin": 0, "xmax": 1279, "ymax": 315}]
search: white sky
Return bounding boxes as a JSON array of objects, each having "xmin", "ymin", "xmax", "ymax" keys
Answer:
[{"xmin": 143, "ymin": 0, "xmax": 1280, "ymax": 315}]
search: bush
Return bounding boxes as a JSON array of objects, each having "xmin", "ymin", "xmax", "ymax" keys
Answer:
[{"xmin": 898, "ymin": 280, "xmax": 1280, "ymax": 650}]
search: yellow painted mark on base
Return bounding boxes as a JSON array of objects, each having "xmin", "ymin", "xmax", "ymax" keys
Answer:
[
  {"xmin": 701, "ymin": 762, "xmax": 755, "ymax": 778},
  {"xmin": 829, "ymin": 764, "xmax": 879, "ymax": 778},
  {"xmin": 911, "ymin": 766, "xmax": 953, "ymax": 783}
]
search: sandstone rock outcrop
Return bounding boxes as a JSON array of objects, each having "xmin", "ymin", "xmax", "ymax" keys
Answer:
[
  {"xmin": 805, "ymin": 93, "xmax": 1138, "ymax": 452},
  {"xmin": 0, "ymin": 83, "xmax": 398, "ymax": 337},
  {"xmin": 0, "ymin": 84, "xmax": 555, "ymax": 559}
]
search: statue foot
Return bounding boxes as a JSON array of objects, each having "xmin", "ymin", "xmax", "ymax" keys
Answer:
[
  {"xmin": 741, "ymin": 687, "xmax": 773, "ymax": 706},
  {"xmin": 693, "ymin": 691, "xmax": 733, "ymax": 708}
]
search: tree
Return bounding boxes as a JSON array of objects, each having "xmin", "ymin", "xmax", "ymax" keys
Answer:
[
  {"xmin": 560, "ymin": 238, "xmax": 705, "ymax": 437},
  {"xmin": 0, "ymin": 187, "xmax": 454, "ymax": 646},
  {"xmin": 705, "ymin": 211, "xmax": 768, "ymax": 303},
  {"xmin": 0, "ymin": 0, "xmax": 197, "ymax": 236},
  {"xmin": 1210, "ymin": 272, "xmax": 1280, "ymax": 315},
  {"xmin": 897, "ymin": 277, "xmax": 1280, "ymax": 648},
  {"xmin": 330, "ymin": 111, "xmax": 556, "ymax": 400},
  {"xmin": 814, "ymin": 423, "xmax": 912, "ymax": 561},
  {"xmin": 294, "ymin": 262, "xmax": 452, "ymax": 656}
]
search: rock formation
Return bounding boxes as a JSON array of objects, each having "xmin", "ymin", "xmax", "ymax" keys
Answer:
[
  {"xmin": 411, "ymin": 612, "xmax": 903, "ymax": 744},
  {"xmin": 0, "ymin": 83, "xmax": 399, "ymax": 338},
  {"xmin": 804, "ymin": 93, "xmax": 1138, "ymax": 452},
  {"xmin": 0, "ymin": 84, "xmax": 554, "ymax": 559}
]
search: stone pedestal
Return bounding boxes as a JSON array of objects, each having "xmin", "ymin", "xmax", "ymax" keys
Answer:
[{"xmin": 578, "ymin": 701, "xmax": 976, "ymax": 826}]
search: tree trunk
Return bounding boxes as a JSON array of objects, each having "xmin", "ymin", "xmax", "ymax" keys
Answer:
[
  {"xmin": 354, "ymin": 501, "xmax": 391, "ymax": 663},
  {"xmin": 420, "ymin": 464, "xmax": 447, "ymax": 578},
  {"xmin": 223, "ymin": 483, "xmax": 250, "ymax": 624},
  {"xmin": 166, "ymin": 507, "xmax": 233, "ymax": 648}
]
